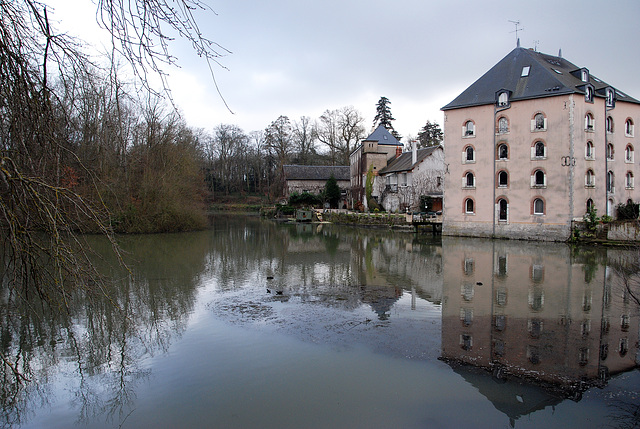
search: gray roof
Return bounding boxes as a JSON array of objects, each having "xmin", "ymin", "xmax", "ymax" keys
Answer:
[
  {"xmin": 442, "ymin": 47, "xmax": 640, "ymax": 111},
  {"xmin": 283, "ymin": 165, "xmax": 350, "ymax": 181},
  {"xmin": 379, "ymin": 146, "xmax": 441, "ymax": 175},
  {"xmin": 363, "ymin": 125, "xmax": 403, "ymax": 146}
]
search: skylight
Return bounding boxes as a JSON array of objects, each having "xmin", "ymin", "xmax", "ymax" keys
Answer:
[
  {"xmin": 521, "ymin": 66, "xmax": 530, "ymax": 77},
  {"xmin": 552, "ymin": 69, "xmax": 562, "ymax": 74}
]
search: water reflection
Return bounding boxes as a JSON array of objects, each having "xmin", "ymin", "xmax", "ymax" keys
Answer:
[
  {"xmin": 441, "ymin": 236, "xmax": 639, "ymax": 425},
  {"xmin": 0, "ymin": 216, "xmax": 637, "ymax": 428}
]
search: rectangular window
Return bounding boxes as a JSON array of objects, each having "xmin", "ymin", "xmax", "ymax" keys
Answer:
[{"xmin": 521, "ymin": 66, "xmax": 530, "ymax": 77}]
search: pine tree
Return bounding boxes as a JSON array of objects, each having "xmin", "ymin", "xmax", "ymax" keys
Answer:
[
  {"xmin": 417, "ymin": 120, "xmax": 443, "ymax": 148},
  {"xmin": 372, "ymin": 96, "xmax": 401, "ymax": 140},
  {"xmin": 324, "ymin": 175, "xmax": 341, "ymax": 208}
]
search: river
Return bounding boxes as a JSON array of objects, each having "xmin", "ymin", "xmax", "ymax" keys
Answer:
[{"xmin": 2, "ymin": 214, "xmax": 639, "ymax": 428}]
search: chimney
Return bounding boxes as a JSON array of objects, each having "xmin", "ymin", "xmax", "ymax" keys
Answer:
[
  {"xmin": 412, "ymin": 140, "xmax": 417, "ymax": 165},
  {"xmin": 396, "ymin": 145, "xmax": 402, "ymax": 158}
]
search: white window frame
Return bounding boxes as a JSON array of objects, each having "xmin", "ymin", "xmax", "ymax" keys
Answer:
[
  {"xmin": 626, "ymin": 172, "xmax": 634, "ymax": 189},
  {"xmin": 463, "ymin": 146, "xmax": 475, "ymax": 163},
  {"xmin": 463, "ymin": 172, "xmax": 476, "ymax": 188},
  {"xmin": 533, "ymin": 198, "xmax": 545, "ymax": 215},
  {"xmin": 585, "ymin": 114, "xmax": 595, "ymax": 132},
  {"xmin": 625, "ymin": 145, "xmax": 634, "ymax": 163},
  {"xmin": 465, "ymin": 198, "xmax": 475, "ymax": 214},
  {"xmin": 463, "ymin": 121, "xmax": 475, "ymax": 138},
  {"xmin": 531, "ymin": 113, "xmax": 547, "ymax": 132},
  {"xmin": 585, "ymin": 141, "xmax": 595, "ymax": 160},
  {"xmin": 531, "ymin": 170, "xmax": 546, "ymax": 188},
  {"xmin": 498, "ymin": 170, "xmax": 508, "ymax": 188},
  {"xmin": 585, "ymin": 170, "xmax": 595, "ymax": 188},
  {"xmin": 497, "ymin": 143, "xmax": 508, "ymax": 160},
  {"xmin": 531, "ymin": 141, "xmax": 547, "ymax": 159},
  {"xmin": 625, "ymin": 119, "xmax": 634, "ymax": 137}
]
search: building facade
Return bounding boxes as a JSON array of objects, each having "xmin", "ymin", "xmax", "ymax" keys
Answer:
[
  {"xmin": 282, "ymin": 165, "xmax": 350, "ymax": 207},
  {"xmin": 442, "ymin": 46, "xmax": 640, "ymax": 241}
]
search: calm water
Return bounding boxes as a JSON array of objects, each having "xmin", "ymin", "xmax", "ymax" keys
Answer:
[{"xmin": 2, "ymin": 215, "xmax": 639, "ymax": 428}]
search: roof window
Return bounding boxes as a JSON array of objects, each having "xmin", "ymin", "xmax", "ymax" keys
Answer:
[
  {"xmin": 521, "ymin": 66, "xmax": 530, "ymax": 77},
  {"xmin": 552, "ymin": 69, "xmax": 562, "ymax": 74}
]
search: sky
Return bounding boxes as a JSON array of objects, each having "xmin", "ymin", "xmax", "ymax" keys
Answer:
[{"xmin": 46, "ymin": 0, "xmax": 640, "ymax": 141}]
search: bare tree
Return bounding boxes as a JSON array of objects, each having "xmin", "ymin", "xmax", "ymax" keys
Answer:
[
  {"xmin": 316, "ymin": 106, "xmax": 365, "ymax": 165},
  {"xmin": 291, "ymin": 116, "xmax": 317, "ymax": 165}
]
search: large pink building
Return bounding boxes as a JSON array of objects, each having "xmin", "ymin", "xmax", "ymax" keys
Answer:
[{"xmin": 442, "ymin": 46, "xmax": 640, "ymax": 241}]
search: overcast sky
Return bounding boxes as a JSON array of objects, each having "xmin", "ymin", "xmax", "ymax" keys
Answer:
[{"xmin": 48, "ymin": 0, "xmax": 640, "ymax": 140}]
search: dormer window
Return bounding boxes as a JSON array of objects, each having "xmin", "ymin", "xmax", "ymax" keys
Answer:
[
  {"xmin": 585, "ymin": 85, "xmax": 594, "ymax": 103},
  {"xmin": 581, "ymin": 68, "xmax": 589, "ymax": 82},
  {"xmin": 606, "ymin": 116, "xmax": 614, "ymax": 133},
  {"xmin": 497, "ymin": 91, "xmax": 509, "ymax": 107},
  {"xmin": 606, "ymin": 87, "xmax": 616, "ymax": 108}
]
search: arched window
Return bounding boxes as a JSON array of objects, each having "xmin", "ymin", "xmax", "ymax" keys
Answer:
[
  {"xmin": 606, "ymin": 116, "xmax": 614, "ymax": 133},
  {"xmin": 607, "ymin": 171, "xmax": 615, "ymax": 193},
  {"xmin": 498, "ymin": 198, "xmax": 508, "ymax": 221},
  {"xmin": 607, "ymin": 143, "xmax": 614, "ymax": 160},
  {"xmin": 585, "ymin": 86, "xmax": 594, "ymax": 103},
  {"xmin": 465, "ymin": 198, "xmax": 475, "ymax": 214},
  {"xmin": 586, "ymin": 198, "xmax": 594, "ymax": 213},
  {"xmin": 533, "ymin": 198, "xmax": 545, "ymax": 215},
  {"xmin": 464, "ymin": 145, "xmax": 475, "ymax": 162},
  {"xmin": 586, "ymin": 169, "xmax": 595, "ymax": 187},
  {"xmin": 534, "ymin": 141, "xmax": 545, "ymax": 158},
  {"xmin": 498, "ymin": 117, "xmax": 509, "ymax": 134},
  {"xmin": 626, "ymin": 171, "xmax": 634, "ymax": 189},
  {"xmin": 626, "ymin": 119, "xmax": 634, "ymax": 137},
  {"xmin": 586, "ymin": 141, "xmax": 594, "ymax": 159},
  {"xmin": 532, "ymin": 169, "xmax": 546, "ymax": 187},
  {"xmin": 498, "ymin": 170, "xmax": 508, "ymax": 187},
  {"xmin": 465, "ymin": 172, "xmax": 475, "ymax": 188},
  {"xmin": 464, "ymin": 120, "xmax": 475, "ymax": 137},
  {"xmin": 533, "ymin": 113, "xmax": 546, "ymax": 131},
  {"xmin": 585, "ymin": 113, "xmax": 595, "ymax": 131},
  {"xmin": 497, "ymin": 143, "xmax": 508, "ymax": 160},
  {"xmin": 625, "ymin": 144, "xmax": 634, "ymax": 163},
  {"xmin": 498, "ymin": 92, "xmax": 509, "ymax": 107}
]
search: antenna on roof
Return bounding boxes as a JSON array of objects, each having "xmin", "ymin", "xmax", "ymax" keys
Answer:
[
  {"xmin": 509, "ymin": 20, "xmax": 523, "ymax": 46},
  {"xmin": 558, "ymin": 48, "xmax": 562, "ymax": 58},
  {"xmin": 533, "ymin": 40, "xmax": 539, "ymax": 51}
]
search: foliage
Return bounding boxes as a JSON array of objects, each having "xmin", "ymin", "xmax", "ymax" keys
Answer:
[
  {"xmin": 417, "ymin": 120, "xmax": 443, "ymax": 148},
  {"xmin": 288, "ymin": 192, "xmax": 322, "ymax": 207},
  {"xmin": 420, "ymin": 195, "xmax": 433, "ymax": 212},
  {"xmin": 365, "ymin": 165, "xmax": 381, "ymax": 212},
  {"xmin": 616, "ymin": 200, "xmax": 640, "ymax": 220},
  {"xmin": 324, "ymin": 175, "xmax": 341, "ymax": 208},
  {"xmin": 583, "ymin": 206, "xmax": 600, "ymax": 234}
]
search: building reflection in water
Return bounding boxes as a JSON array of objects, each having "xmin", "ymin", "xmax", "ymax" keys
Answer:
[{"xmin": 441, "ymin": 236, "xmax": 639, "ymax": 423}]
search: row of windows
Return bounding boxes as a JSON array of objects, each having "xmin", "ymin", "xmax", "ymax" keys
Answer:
[
  {"xmin": 463, "ymin": 197, "xmax": 545, "ymax": 217},
  {"xmin": 463, "ymin": 142, "xmax": 635, "ymax": 163},
  {"xmin": 463, "ymin": 115, "xmax": 635, "ymax": 137},
  {"xmin": 462, "ymin": 169, "xmax": 634, "ymax": 190}
]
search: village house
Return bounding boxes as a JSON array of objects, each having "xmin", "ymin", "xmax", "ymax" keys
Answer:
[
  {"xmin": 377, "ymin": 142, "xmax": 444, "ymax": 213},
  {"xmin": 282, "ymin": 164, "xmax": 350, "ymax": 207},
  {"xmin": 442, "ymin": 44, "xmax": 640, "ymax": 241},
  {"xmin": 349, "ymin": 125, "xmax": 403, "ymax": 210}
]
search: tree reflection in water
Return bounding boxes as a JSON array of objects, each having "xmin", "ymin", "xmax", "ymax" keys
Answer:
[{"xmin": 0, "ymin": 215, "xmax": 638, "ymax": 428}]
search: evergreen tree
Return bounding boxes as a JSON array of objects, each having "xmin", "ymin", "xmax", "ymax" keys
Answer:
[
  {"xmin": 373, "ymin": 96, "xmax": 401, "ymax": 140},
  {"xmin": 417, "ymin": 120, "xmax": 444, "ymax": 148},
  {"xmin": 324, "ymin": 175, "xmax": 341, "ymax": 208}
]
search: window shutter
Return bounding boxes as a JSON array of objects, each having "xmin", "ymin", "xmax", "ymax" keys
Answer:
[
  {"xmin": 543, "ymin": 174, "xmax": 547, "ymax": 187},
  {"xmin": 530, "ymin": 175, "xmax": 535, "ymax": 187},
  {"xmin": 543, "ymin": 118, "xmax": 547, "ymax": 130},
  {"xmin": 462, "ymin": 177, "xmax": 465, "ymax": 188},
  {"xmin": 462, "ymin": 126, "xmax": 466, "ymax": 137},
  {"xmin": 531, "ymin": 119, "xmax": 535, "ymax": 132},
  {"xmin": 530, "ymin": 146, "xmax": 535, "ymax": 159},
  {"xmin": 461, "ymin": 150, "xmax": 466, "ymax": 163}
]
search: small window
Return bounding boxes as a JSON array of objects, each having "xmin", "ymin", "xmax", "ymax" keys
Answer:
[
  {"xmin": 531, "ymin": 265, "xmax": 544, "ymax": 283},
  {"xmin": 521, "ymin": 66, "xmax": 531, "ymax": 77},
  {"xmin": 534, "ymin": 141, "xmax": 545, "ymax": 158},
  {"xmin": 626, "ymin": 171, "xmax": 634, "ymax": 189},
  {"xmin": 606, "ymin": 88, "xmax": 615, "ymax": 108},
  {"xmin": 498, "ymin": 92, "xmax": 509, "ymax": 106},
  {"xmin": 606, "ymin": 116, "xmax": 614, "ymax": 133},
  {"xmin": 625, "ymin": 119, "xmax": 634, "ymax": 137},
  {"xmin": 607, "ymin": 143, "xmax": 614, "ymax": 160},
  {"xmin": 498, "ymin": 117, "xmax": 509, "ymax": 133},
  {"xmin": 465, "ymin": 198, "xmax": 475, "ymax": 214},
  {"xmin": 497, "ymin": 143, "xmax": 508, "ymax": 160},
  {"xmin": 586, "ymin": 198, "xmax": 594, "ymax": 213},
  {"xmin": 626, "ymin": 144, "xmax": 634, "ymax": 163},
  {"xmin": 534, "ymin": 170, "xmax": 545, "ymax": 187},
  {"xmin": 529, "ymin": 287, "xmax": 544, "ymax": 310},
  {"xmin": 581, "ymin": 69, "xmax": 589, "ymax": 82},
  {"xmin": 586, "ymin": 141, "xmax": 595, "ymax": 159},
  {"xmin": 619, "ymin": 338, "xmax": 629, "ymax": 356},
  {"xmin": 498, "ymin": 198, "xmax": 508, "ymax": 221},
  {"xmin": 463, "ymin": 258, "xmax": 474, "ymax": 275},
  {"xmin": 464, "ymin": 172, "xmax": 475, "ymax": 188},
  {"xmin": 532, "ymin": 113, "xmax": 546, "ymax": 131},
  {"xmin": 498, "ymin": 171, "xmax": 508, "ymax": 187},
  {"xmin": 586, "ymin": 169, "xmax": 595, "ymax": 187},
  {"xmin": 533, "ymin": 198, "xmax": 545, "ymax": 215},
  {"xmin": 585, "ymin": 86, "xmax": 594, "ymax": 103},
  {"xmin": 529, "ymin": 319, "xmax": 543, "ymax": 338},
  {"xmin": 464, "ymin": 121, "xmax": 475, "ymax": 137},
  {"xmin": 585, "ymin": 113, "xmax": 595, "ymax": 131},
  {"xmin": 464, "ymin": 145, "xmax": 475, "ymax": 163},
  {"xmin": 607, "ymin": 171, "xmax": 615, "ymax": 193}
]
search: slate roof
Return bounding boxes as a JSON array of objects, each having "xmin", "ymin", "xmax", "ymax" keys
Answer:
[
  {"xmin": 283, "ymin": 165, "xmax": 350, "ymax": 181},
  {"xmin": 379, "ymin": 146, "xmax": 441, "ymax": 175},
  {"xmin": 363, "ymin": 125, "xmax": 403, "ymax": 146},
  {"xmin": 442, "ymin": 47, "xmax": 640, "ymax": 111}
]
